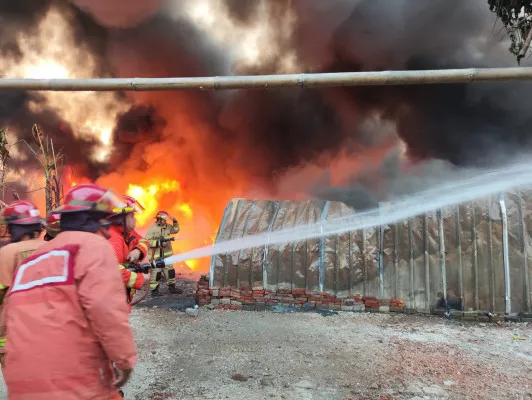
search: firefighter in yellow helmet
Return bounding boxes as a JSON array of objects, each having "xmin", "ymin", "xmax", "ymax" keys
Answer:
[{"xmin": 145, "ymin": 210, "xmax": 181, "ymax": 296}]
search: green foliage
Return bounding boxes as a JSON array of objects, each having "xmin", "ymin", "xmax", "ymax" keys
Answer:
[{"xmin": 488, "ymin": 0, "xmax": 532, "ymax": 63}]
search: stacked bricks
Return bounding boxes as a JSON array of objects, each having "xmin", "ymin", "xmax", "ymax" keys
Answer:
[
  {"xmin": 194, "ymin": 276, "xmax": 523, "ymax": 321},
  {"xmin": 195, "ymin": 275, "xmax": 408, "ymax": 313},
  {"xmin": 196, "ymin": 274, "xmax": 211, "ymax": 305}
]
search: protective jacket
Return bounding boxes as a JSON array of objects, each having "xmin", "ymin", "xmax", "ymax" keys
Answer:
[
  {"xmin": 145, "ymin": 220, "xmax": 179, "ymax": 260},
  {"xmin": 0, "ymin": 238, "xmax": 44, "ymax": 363},
  {"xmin": 108, "ymin": 225, "xmax": 149, "ymax": 305},
  {"xmin": 2, "ymin": 231, "xmax": 136, "ymax": 399}
]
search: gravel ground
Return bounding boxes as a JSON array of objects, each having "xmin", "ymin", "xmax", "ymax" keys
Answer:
[
  {"xmin": 123, "ymin": 308, "xmax": 532, "ymax": 400},
  {"xmin": 1, "ymin": 307, "xmax": 531, "ymax": 400}
]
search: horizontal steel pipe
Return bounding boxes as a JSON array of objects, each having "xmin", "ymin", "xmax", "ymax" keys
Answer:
[{"xmin": 2, "ymin": 67, "xmax": 532, "ymax": 91}]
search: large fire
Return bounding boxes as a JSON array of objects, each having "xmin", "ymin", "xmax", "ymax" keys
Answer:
[
  {"xmin": 64, "ymin": 169, "xmax": 214, "ymax": 272},
  {"xmin": 2, "ymin": 1, "xmax": 409, "ymax": 275}
]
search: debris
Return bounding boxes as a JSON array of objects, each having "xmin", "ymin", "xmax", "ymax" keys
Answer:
[
  {"xmin": 185, "ymin": 305, "xmax": 199, "ymax": 317},
  {"xmin": 512, "ymin": 334, "xmax": 527, "ymax": 340},
  {"xmin": 315, "ymin": 309, "xmax": 339, "ymax": 317},
  {"xmin": 231, "ymin": 374, "xmax": 250, "ymax": 382}
]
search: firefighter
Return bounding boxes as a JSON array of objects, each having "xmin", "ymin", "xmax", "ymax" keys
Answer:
[
  {"xmin": 108, "ymin": 195, "xmax": 150, "ymax": 308},
  {"xmin": 43, "ymin": 213, "xmax": 60, "ymax": 241},
  {"xmin": 145, "ymin": 210, "xmax": 181, "ymax": 296},
  {"xmin": 2, "ymin": 183, "xmax": 136, "ymax": 399},
  {"xmin": 0, "ymin": 201, "xmax": 45, "ymax": 368}
]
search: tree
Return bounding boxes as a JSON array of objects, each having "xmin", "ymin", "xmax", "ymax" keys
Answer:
[
  {"xmin": 23, "ymin": 124, "xmax": 65, "ymax": 214},
  {"xmin": 488, "ymin": 0, "xmax": 532, "ymax": 63}
]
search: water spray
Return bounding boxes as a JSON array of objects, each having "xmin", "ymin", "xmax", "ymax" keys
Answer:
[{"xmin": 163, "ymin": 162, "xmax": 532, "ymax": 268}]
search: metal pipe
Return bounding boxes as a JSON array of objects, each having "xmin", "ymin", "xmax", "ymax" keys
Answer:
[
  {"xmin": 438, "ymin": 209, "xmax": 447, "ymax": 301},
  {"xmin": 318, "ymin": 201, "xmax": 330, "ymax": 293},
  {"xmin": 377, "ymin": 202, "xmax": 385, "ymax": 298},
  {"xmin": 5, "ymin": 67, "xmax": 532, "ymax": 91},
  {"xmin": 361, "ymin": 228, "xmax": 367, "ymax": 297},
  {"xmin": 423, "ymin": 214, "xmax": 430, "ymax": 308},
  {"xmin": 393, "ymin": 223, "xmax": 399, "ymax": 299},
  {"xmin": 455, "ymin": 205, "xmax": 463, "ymax": 307},
  {"xmin": 348, "ymin": 229, "xmax": 353, "ymax": 296},
  {"xmin": 517, "ymin": 192, "xmax": 531, "ymax": 312},
  {"xmin": 486, "ymin": 199, "xmax": 495, "ymax": 311},
  {"xmin": 408, "ymin": 218, "xmax": 414, "ymax": 308},
  {"xmin": 499, "ymin": 193, "xmax": 512, "ymax": 314},
  {"xmin": 471, "ymin": 202, "xmax": 479, "ymax": 310}
]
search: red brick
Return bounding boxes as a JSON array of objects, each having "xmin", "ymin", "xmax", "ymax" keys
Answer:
[
  {"xmin": 219, "ymin": 290, "xmax": 231, "ymax": 297},
  {"xmin": 320, "ymin": 292, "xmax": 332, "ymax": 297},
  {"xmin": 216, "ymin": 304, "xmax": 224, "ymax": 310},
  {"xmin": 253, "ymin": 297, "xmax": 265, "ymax": 302},
  {"xmin": 292, "ymin": 288, "xmax": 306, "ymax": 295},
  {"xmin": 252, "ymin": 290, "xmax": 265, "ymax": 296},
  {"xmin": 363, "ymin": 296, "xmax": 377, "ymax": 301},
  {"xmin": 309, "ymin": 297, "xmax": 321, "ymax": 302}
]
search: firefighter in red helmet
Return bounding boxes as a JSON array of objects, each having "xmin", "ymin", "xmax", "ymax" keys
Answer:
[
  {"xmin": 145, "ymin": 210, "xmax": 180, "ymax": 296},
  {"xmin": 2, "ymin": 183, "xmax": 136, "ymax": 399},
  {"xmin": 108, "ymin": 195, "xmax": 150, "ymax": 308},
  {"xmin": 43, "ymin": 213, "xmax": 60, "ymax": 241},
  {"xmin": 0, "ymin": 201, "xmax": 45, "ymax": 368}
]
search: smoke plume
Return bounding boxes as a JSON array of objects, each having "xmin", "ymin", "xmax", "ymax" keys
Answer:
[{"xmin": 0, "ymin": 0, "xmax": 529, "ymax": 215}]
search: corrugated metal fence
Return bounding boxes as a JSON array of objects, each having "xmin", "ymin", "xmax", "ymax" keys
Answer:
[{"xmin": 210, "ymin": 191, "xmax": 532, "ymax": 313}]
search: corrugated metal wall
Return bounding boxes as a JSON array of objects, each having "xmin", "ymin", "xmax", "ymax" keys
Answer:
[{"xmin": 210, "ymin": 191, "xmax": 532, "ymax": 313}]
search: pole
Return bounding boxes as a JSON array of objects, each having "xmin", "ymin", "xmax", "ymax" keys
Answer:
[{"xmin": 2, "ymin": 67, "xmax": 532, "ymax": 91}]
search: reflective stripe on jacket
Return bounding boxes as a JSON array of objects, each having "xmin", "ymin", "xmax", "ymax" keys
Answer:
[
  {"xmin": 108, "ymin": 226, "xmax": 147, "ymax": 305},
  {"xmin": 3, "ymin": 231, "xmax": 136, "ymax": 399}
]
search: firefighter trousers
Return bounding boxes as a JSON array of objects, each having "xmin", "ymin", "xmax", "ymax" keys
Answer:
[{"xmin": 150, "ymin": 250, "xmax": 176, "ymax": 291}]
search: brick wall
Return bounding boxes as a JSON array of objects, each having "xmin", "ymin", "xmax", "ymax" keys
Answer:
[{"xmin": 195, "ymin": 274, "xmax": 532, "ymax": 322}]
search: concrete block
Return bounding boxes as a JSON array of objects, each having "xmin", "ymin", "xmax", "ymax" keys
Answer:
[
  {"xmin": 220, "ymin": 298, "xmax": 231, "ymax": 305},
  {"xmin": 329, "ymin": 304, "xmax": 341, "ymax": 311},
  {"xmin": 378, "ymin": 306, "xmax": 390, "ymax": 313},
  {"xmin": 211, "ymin": 299, "xmax": 220, "ymax": 305},
  {"xmin": 341, "ymin": 305, "xmax": 354, "ymax": 311},
  {"xmin": 353, "ymin": 304, "xmax": 366, "ymax": 312},
  {"xmin": 231, "ymin": 300, "xmax": 242, "ymax": 306}
]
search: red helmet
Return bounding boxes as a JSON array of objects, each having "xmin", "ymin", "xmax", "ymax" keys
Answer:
[
  {"xmin": 110, "ymin": 195, "xmax": 145, "ymax": 217},
  {"xmin": 156, "ymin": 211, "xmax": 169, "ymax": 220},
  {"xmin": 51, "ymin": 183, "xmax": 125, "ymax": 215},
  {"xmin": 44, "ymin": 213, "xmax": 61, "ymax": 237},
  {"xmin": 0, "ymin": 201, "xmax": 43, "ymax": 225}
]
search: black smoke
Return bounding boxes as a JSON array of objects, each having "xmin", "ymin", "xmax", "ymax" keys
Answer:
[{"xmin": 0, "ymin": 0, "xmax": 529, "ymax": 206}]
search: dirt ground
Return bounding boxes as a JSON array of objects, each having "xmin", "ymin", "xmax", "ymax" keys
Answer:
[{"xmin": 1, "ymin": 288, "xmax": 531, "ymax": 400}]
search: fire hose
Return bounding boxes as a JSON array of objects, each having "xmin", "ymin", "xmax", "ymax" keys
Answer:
[{"xmin": 126, "ymin": 237, "xmax": 175, "ymax": 305}]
